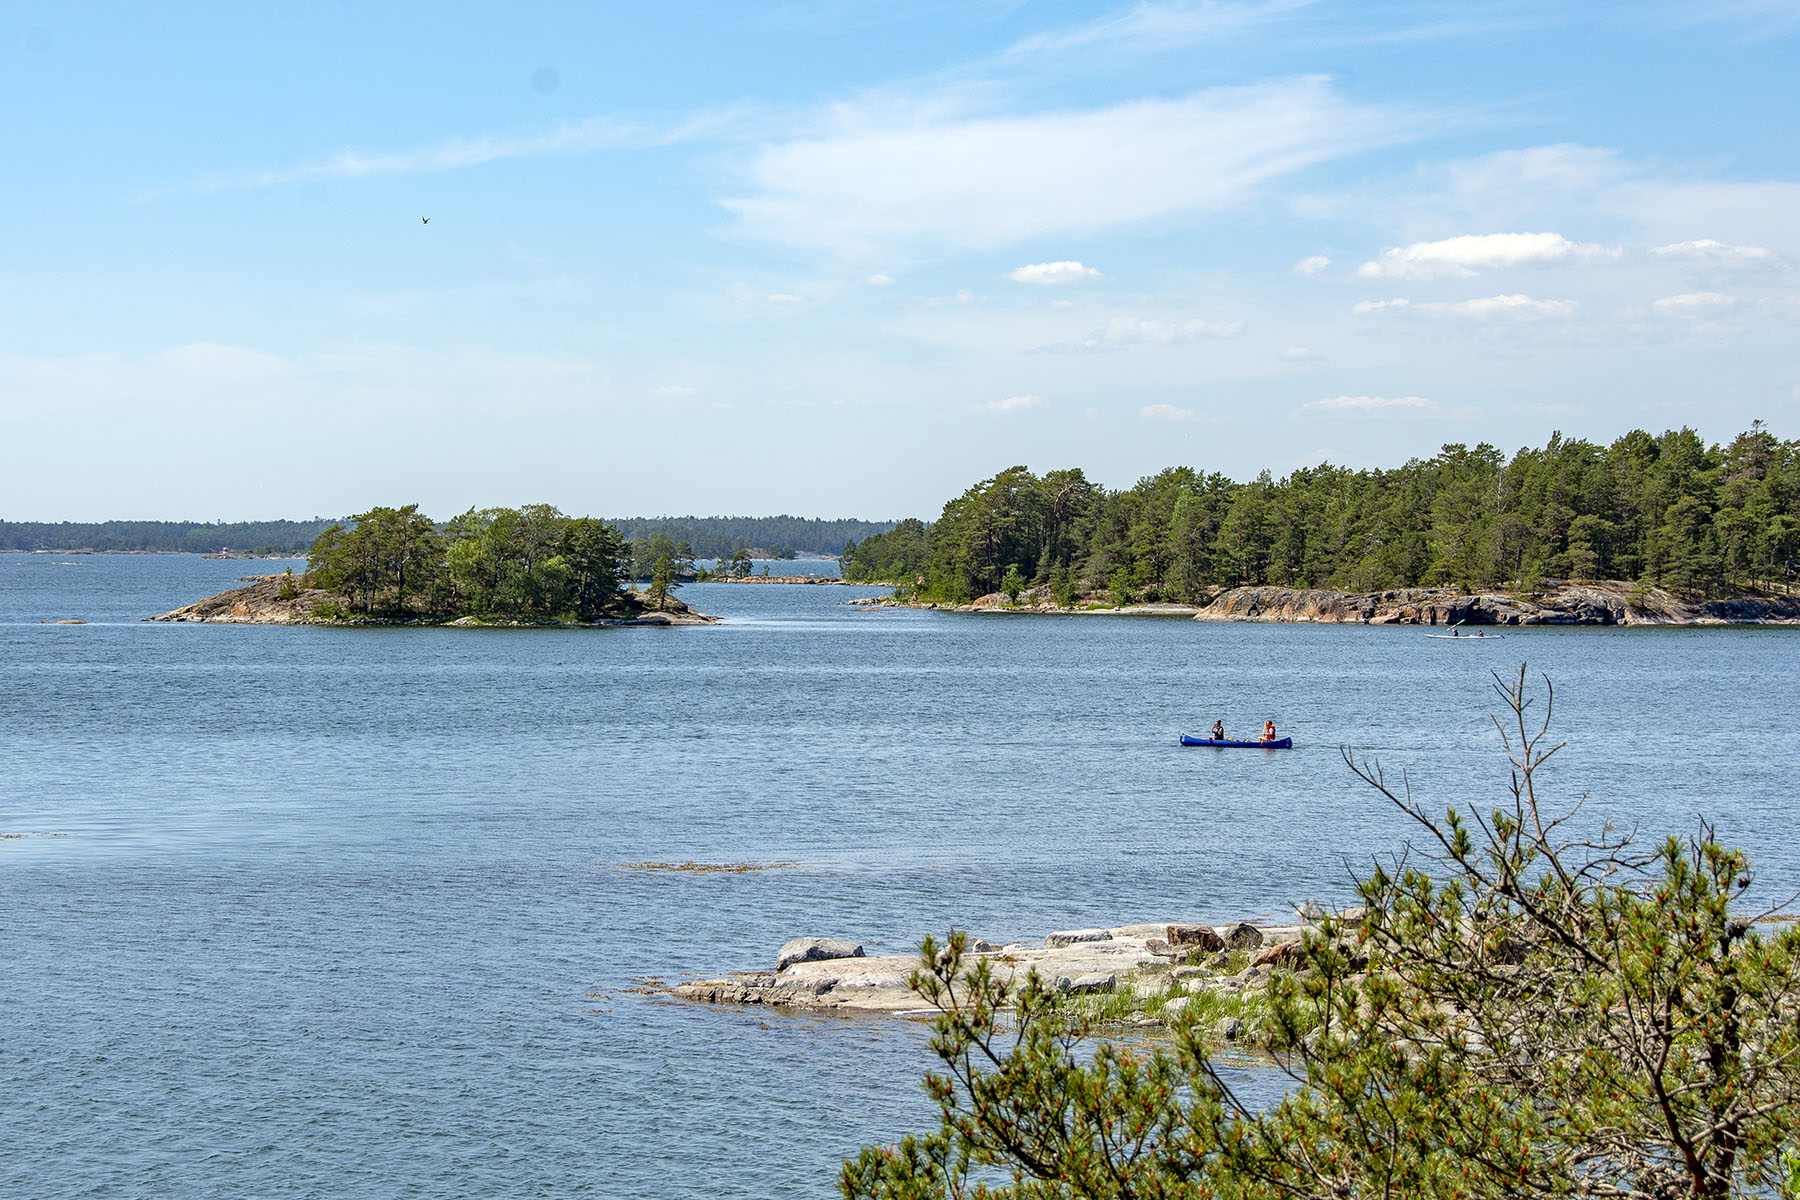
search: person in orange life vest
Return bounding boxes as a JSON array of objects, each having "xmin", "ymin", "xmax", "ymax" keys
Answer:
[{"xmin": 1261, "ymin": 720, "xmax": 1277, "ymax": 742}]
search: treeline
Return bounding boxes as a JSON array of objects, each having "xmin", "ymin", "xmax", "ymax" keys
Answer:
[
  {"xmin": 605, "ymin": 515, "xmax": 895, "ymax": 559},
  {"xmin": 841, "ymin": 424, "xmax": 1800, "ymax": 602},
  {"xmin": 0, "ymin": 519, "xmax": 332, "ymax": 554},
  {"xmin": 308, "ymin": 504, "xmax": 639, "ymax": 621}
]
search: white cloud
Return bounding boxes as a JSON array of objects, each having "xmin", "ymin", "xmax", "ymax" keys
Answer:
[
  {"xmin": 1302, "ymin": 394, "xmax": 1439, "ymax": 414},
  {"xmin": 864, "ymin": 273, "xmax": 896, "ymax": 285},
  {"xmin": 974, "ymin": 392, "xmax": 1042, "ymax": 414},
  {"xmin": 1652, "ymin": 292, "xmax": 1737, "ymax": 318},
  {"xmin": 1356, "ymin": 232, "xmax": 1618, "ymax": 279},
  {"xmin": 654, "ymin": 384, "xmax": 697, "ymax": 396},
  {"xmin": 1354, "ymin": 294, "xmax": 1578, "ymax": 320},
  {"xmin": 1139, "ymin": 403, "xmax": 1199, "ymax": 421},
  {"xmin": 1085, "ymin": 315, "xmax": 1244, "ymax": 346},
  {"xmin": 922, "ymin": 289, "xmax": 977, "ymax": 306},
  {"xmin": 1760, "ymin": 294, "xmax": 1800, "ymax": 318},
  {"xmin": 1281, "ymin": 346, "xmax": 1321, "ymax": 360},
  {"xmin": 1049, "ymin": 298, "xmax": 1076, "ymax": 308},
  {"xmin": 1292, "ymin": 255, "xmax": 1331, "ymax": 277},
  {"xmin": 766, "ymin": 292, "xmax": 804, "ymax": 303},
  {"xmin": 1648, "ymin": 239, "xmax": 1774, "ymax": 266},
  {"xmin": 723, "ymin": 78, "xmax": 1431, "ymax": 252},
  {"xmin": 1007, "ymin": 260, "xmax": 1102, "ymax": 285}
]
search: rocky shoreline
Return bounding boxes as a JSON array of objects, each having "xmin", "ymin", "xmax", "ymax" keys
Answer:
[
  {"xmin": 146, "ymin": 575, "xmax": 720, "ymax": 626},
  {"xmin": 671, "ymin": 918, "xmax": 1312, "ymax": 1030},
  {"xmin": 851, "ymin": 580, "xmax": 1800, "ymax": 626}
]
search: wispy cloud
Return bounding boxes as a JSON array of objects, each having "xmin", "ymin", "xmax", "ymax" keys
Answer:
[
  {"xmin": 1354, "ymin": 293, "xmax": 1580, "ymax": 319},
  {"xmin": 864, "ymin": 273, "xmax": 896, "ymax": 285},
  {"xmin": 723, "ymin": 77, "xmax": 1435, "ymax": 253},
  {"xmin": 1357, "ymin": 232, "xmax": 1618, "ymax": 279},
  {"xmin": 654, "ymin": 383, "xmax": 697, "ymax": 396},
  {"xmin": 766, "ymin": 292, "xmax": 804, "ymax": 303},
  {"xmin": 1652, "ymin": 291, "xmax": 1737, "ymax": 318},
  {"xmin": 974, "ymin": 392, "xmax": 1042, "ymax": 414},
  {"xmin": 142, "ymin": 109, "xmax": 746, "ymax": 198},
  {"xmin": 1140, "ymin": 402, "xmax": 1199, "ymax": 421},
  {"xmin": 1648, "ymin": 238, "xmax": 1774, "ymax": 265},
  {"xmin": 1292, "ymin": 254, "xmax": 1331, "ymax": 277},
  {"xmin": 1302, "ymin": 394, "xmax": 1438, "ymax": 414},
  {"xmin": 1084, "ymin": 315, "xmax": 1244, "ymax": 346},
  {"xmin": 1007, "ymin": 260, "xmax": 1102, "ymax": 284}
]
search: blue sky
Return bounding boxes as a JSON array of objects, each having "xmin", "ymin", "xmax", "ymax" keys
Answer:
[{"xmin": 3, "ymin": 1, "xmax": 1798, "ymax": 520}]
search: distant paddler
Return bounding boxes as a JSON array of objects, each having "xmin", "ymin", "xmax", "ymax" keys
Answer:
[{"xmin": 1260, "ymin": 720, "xmax": 1279, "ymax": 743}]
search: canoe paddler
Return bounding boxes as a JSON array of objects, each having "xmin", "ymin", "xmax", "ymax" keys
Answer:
[
  {"xmin": 1261, "ymin": 720, "xmax": 1278, "ymax": 742},
  {"xmin": 1210, "ymin": 720, "xmax": 1225, "ymax": 742}
]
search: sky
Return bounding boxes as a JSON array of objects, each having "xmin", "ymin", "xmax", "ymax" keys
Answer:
[{"xmin": 2, "ymin": 0, "xmax": 1798, "ymax": 521}]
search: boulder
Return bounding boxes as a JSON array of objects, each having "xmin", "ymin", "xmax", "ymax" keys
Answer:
[
  {"xmin": 1252, "ymin": 942, "xmax": 1300, "ymax": 969},
  {"xmin": 776, "ymin": 937, "xmax": 865, "ymax": 973},
  {"xmin": 1046, "ymin": 928, "xmax": 1113, "ymax": 949},
  {"xmin": 1055, "ymin": 972, "xmax": 1117, "ymax": 993},
  {"xmin": 1166, "ymin": 924, "xmax": 1225, "ymax": 952},
  {"xmin": 1215, "ymin": 1016, "xmax": 1242, "ymax": 1041},
  {"xmin": 1223, "ymin": 922, "xmax": 1263, "ymax": 950},
  {"xmin": 1144, "ymin": 937, "xmax": 1180, "ymax": 958}
]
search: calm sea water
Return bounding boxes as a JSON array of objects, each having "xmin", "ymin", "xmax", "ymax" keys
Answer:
[{"xmin": 4, "ymin": 555, "xmax": 1798, "ymax": 1198}]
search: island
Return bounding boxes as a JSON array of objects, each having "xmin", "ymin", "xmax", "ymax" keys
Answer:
[
  {"xmin": 836, "ymin": 424, "xmax": 1800, "ymax": 625},
  {"xmin": 148, "ymin": 503, "xmax": 717, "ymax": 626}
]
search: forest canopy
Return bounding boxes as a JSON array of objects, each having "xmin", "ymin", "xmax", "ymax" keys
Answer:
[{"xmin": 840, "ymin": 424, "xmax": 1800, "ymax": 603}]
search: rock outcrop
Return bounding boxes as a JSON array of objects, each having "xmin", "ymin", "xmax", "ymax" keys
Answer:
[
  {"xmin": 671, "ymin": 920, "xmax": 1310, "ymax": 1015},
  {"xmin": 776, "ymin": 937, "xmax": 865, "ymax": 972},
  {"xmin": 1195, "ymin": 580, "xmax": 1800, "ymax": 626}
]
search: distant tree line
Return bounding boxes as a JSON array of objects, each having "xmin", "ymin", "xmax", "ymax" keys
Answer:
[
  {"xmin": 0, "ymin": 519, "xmax": 333, "ymax": 554},
  {"xmin": 605, "ymin": 515, "xmax": 896, "ymax": 559},
  {"xmin": 840, "ymin": 424, "xmax": 1800, "ymax": 602}
]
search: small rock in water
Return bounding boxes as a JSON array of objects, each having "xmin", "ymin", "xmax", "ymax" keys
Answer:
[
  {"xmin": 1045, "ymin": 928, "xmax": 1113, "ymax": 949},
  {"xmin": 1215, "ymin": 1016, "xmax": 1242, "ymax": 1041},
  {"xmin": 1166, "ymin": 924, "xmax": 1224, "ymax": 951},
  {"xmin": 1223, "ymin": 922, "xmax": 1264, "ymax": 950},
  {"xmin": 776, "ymin": 937, "xmax": 865, "ymax": 972}
]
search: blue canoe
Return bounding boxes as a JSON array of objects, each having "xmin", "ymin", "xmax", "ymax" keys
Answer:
[{"xmin": 1179, "ymin": 734, "xmax": 1293, "ymax": 749}]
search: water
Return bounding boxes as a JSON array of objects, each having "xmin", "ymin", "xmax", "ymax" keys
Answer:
[{"xmin": 4, "ymin": 554, "xmax": 1798, "ymax": 1198}]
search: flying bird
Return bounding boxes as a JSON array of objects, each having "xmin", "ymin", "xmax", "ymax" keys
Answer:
[{"xmin": 421, "ymin": 217, "xmax": 430, "ymax": 225}]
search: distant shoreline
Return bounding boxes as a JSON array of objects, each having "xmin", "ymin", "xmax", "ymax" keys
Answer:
[
  {"xmin": 849, "ymin": 581, "xmax": 1800, "ymax": 627},
  {"xmin": 146, "ymin": 576, "xmax": 719, "ymax": 627}
]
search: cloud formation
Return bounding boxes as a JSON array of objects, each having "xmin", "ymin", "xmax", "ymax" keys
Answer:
[
  {"xmin": 723, "ymin": 78, "xmax": 1429, "ymax": 252},
  {"xmin": 1357, "ymin": 232, "xmax": 1617, "ymax": 279},
  {"xmin": 1292, "ymin": 255, "xmax": 1331, "ymax": 277},
  {"xmin": 1648, "ymin": 239, "xmax": 1774, "ymax": 266},
  {"xmin": 1139, "ymin": 403, "xmax": 1199, "ymax": 421},
  {"xmin": 1353, "ymin": 293, "xmax": 1580, "ymax": 319},
  {"xmin": 1085, "ymin": 315, "xmax": 1244, "ymax": 346},
  {"xmin": 1652, "ymin": 292, "xmax": 1737, "ymax": 318},
  {"xmin": 1007, "ymin": 261, "xmax": 1102, "ymax": 285},
  {"xmin": 864, "ymin": 273, "xmax": 896, "ymax": 285},
  {"xmin": 1302, "ymin": 394, "xmax": 1439, "ymax": 414},
  {"xmin": 974, "ymin": 393, "xmax": 1042, "ymax": 414}
]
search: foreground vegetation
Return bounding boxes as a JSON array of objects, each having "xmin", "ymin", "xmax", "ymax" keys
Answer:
[
  {"xmin": 841, "ymin": 424, "xmax": 1800, "ymax": 604},
  {"xmin": 846, "ymin": 668, "xmax": 1800, "ymax": 1200}
]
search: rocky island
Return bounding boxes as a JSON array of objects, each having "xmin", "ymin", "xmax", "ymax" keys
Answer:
[
  {"xmin": 671, "ymin": 917, "xmax": 1314, "ymax": 1036},
  {"xmin": 149, "ymin": 574, "xmax": 717, "ymax": 626}
]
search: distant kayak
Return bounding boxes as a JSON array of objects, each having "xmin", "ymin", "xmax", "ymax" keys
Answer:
[
  {"xmin": 1179, "ymin": 734, "xmax": 1293, "ymax": 749},
  {"xmin": 1425, "ymin": 633, "xmax": 1504, "ymax": 640}
]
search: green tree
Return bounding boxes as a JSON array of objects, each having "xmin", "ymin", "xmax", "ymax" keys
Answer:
[
  {"xmin": 845, "ymin": 669, "xmax": 1800, "ymax": 1200},
  {"xmin": 1000, "ymin": 564, "xmax": 1027, "ymax": 605},
  {"xmin": 647, "ymin": 554, "xmax": 680, "ymax": 608},
  {"xmin": 559, "ymin": 517, "xmax": 626, "ymax": 620}
]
